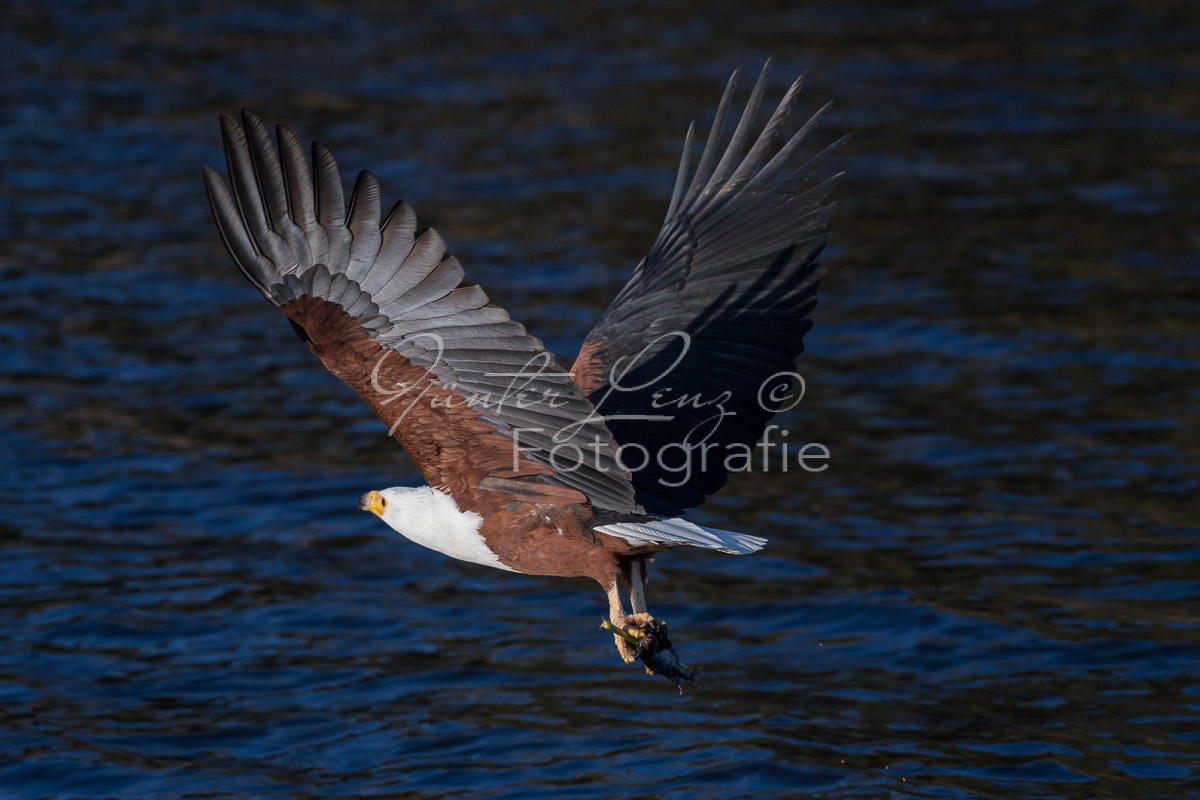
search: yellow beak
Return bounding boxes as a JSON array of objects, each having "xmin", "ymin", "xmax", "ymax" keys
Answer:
[{"xmin": 358, "ymin": 490, "xmax": 385, "ymax": 516}]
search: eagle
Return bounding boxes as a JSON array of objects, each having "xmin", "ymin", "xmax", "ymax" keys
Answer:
[{"xmin": 203, "ymin": 59, "xmax": 842, "ymax": 687}]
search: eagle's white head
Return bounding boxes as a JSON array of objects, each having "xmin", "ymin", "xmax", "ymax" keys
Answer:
[
  {"xmin": 358, "ymin": 486, "xmax": 438, "ymax": 539},
  {"xmin": 357, "ymin": 487, "xmax": 513, "ymax": 571}
]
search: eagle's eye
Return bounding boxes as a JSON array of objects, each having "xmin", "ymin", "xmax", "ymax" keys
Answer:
[{"xmin": 379, "ymin": 496, "xmax": 387, "ymax": 509}]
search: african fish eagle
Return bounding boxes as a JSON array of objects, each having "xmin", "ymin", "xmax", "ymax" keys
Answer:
[{"xmin": 203, "ymin": 59, "xmax": 843, "ymax": 686}]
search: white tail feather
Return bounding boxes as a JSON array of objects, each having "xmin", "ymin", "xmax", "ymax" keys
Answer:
[{"xmin": 596, "ymin": 518, "xmax": 765, "ymax": 555}]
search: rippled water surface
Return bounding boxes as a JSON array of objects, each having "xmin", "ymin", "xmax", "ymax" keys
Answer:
[{"xmin": 3, "ymin": 1, "xmax": 1199, "ymax": 797}]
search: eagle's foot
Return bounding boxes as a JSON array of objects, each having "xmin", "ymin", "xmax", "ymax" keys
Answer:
[
  {"xmin": 601, "ymin": 614, "xmax": 700, "ymax": 691},
  {"xmin": 601, "ymin": 612, "xmax": 653, "ymax": 663},
  {"xmin": 603, "ymin": 565, "xmax": 700, "ymax": 689}
]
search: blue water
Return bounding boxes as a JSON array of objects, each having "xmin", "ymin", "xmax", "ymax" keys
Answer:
[{"xmin": 3, "ymin": 1, "xmax": 1198, "ymax": 797}]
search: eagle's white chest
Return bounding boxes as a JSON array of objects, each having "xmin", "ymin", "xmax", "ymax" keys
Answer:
[{"xmin": 378, "ymin": 486, "xmax": 515, "ymax": 572}]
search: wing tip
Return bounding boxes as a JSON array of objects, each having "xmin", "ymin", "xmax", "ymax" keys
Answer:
[{"xmin": 200, "ymin": 162, "xmax": 222, "ymax": 183}]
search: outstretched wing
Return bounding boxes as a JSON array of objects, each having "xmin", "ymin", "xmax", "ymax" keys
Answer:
[
  {"xmin": 204, "ymin": 110, "xmax": 639, "ymax": 514},
  {"xmin": 572, "ymin": 60, "xmax": 846, "ymax": 515}
]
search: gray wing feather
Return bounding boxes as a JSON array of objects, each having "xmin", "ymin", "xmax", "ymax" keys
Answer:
[
  {"xmin": 369, "ymin": 229, "xmax": 445, "ymax": 302},
  {"xmin": 345, "ymin": 170, "xmax": 383, "ymax": 282},
  {"xmin": 203, "ymin": 165, "xmax": 274, "ymax": 295},
  {"xmin": 663, "ymin": 122, "xmax": 695, "ymax": 223},
  {"xmin": 370, "ymin": 202, "xmax": 419, "ymax": 298},
  {"xmin": 313, "ymin": 141, "xmax": 352, "ymax": 271},
  {"xmin": 679, "ymin": 67, "xmax": 739, "ymax": 214}
]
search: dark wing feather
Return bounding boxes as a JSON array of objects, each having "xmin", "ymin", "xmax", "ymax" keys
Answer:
[
  {"xmin": 572, "ymin": 60, "xmax": 844, "ymax": 515},
  {"xmin": 205, "ymin": 110, "xmax": 639, "ymax": 514}
]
